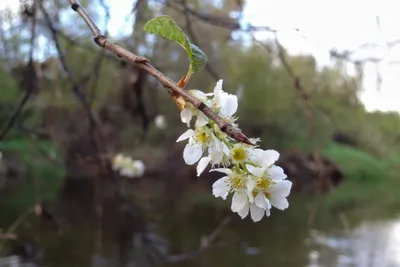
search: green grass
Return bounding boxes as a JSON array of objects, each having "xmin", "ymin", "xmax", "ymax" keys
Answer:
[{"xmin": 317, "ymin": 143, "xmax": 400, "ymax": 217}]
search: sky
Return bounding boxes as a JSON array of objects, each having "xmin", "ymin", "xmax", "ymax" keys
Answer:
[{"xmin": 1, "ymin": 0, "xmax": 400, "ymax": 113}]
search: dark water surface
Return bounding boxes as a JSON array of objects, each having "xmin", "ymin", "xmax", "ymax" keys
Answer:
[{"xmin": 1, "ymin": 178, "xmax": 400, "ymax": 267}]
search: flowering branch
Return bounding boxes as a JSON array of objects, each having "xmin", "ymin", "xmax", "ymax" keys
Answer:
[
  {"xmin": 67, "ymin": 0, "xmax": 253, "ymax": 146},
  {"xmin": 66, "ymin": 1, "xmax": 293, "ymax": 222}
]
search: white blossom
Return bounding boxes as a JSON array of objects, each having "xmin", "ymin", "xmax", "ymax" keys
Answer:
[
  {"xmin": 180, "ymin": 90, "xmax": 209, "ymax": 127},
  {"xmin": 154, "ymin": 114, "xmax": 167, "ymax": 129},
  {"xmin": 112, "ymin": 154, "xmax": 145, "ymax": 178},
  {"xmin": 211, "ymin": 168, "xmax": 256, "ymax": 213},
  {"xmin": 176, "ymin": 79, "xmax": 292, "ymax": 222},
  {"xmin": 176, "ymin": 127, "xmax": 224, "ymax": 175}
]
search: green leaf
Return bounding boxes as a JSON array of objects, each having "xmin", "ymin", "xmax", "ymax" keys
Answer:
[{"xmin": 144, "ymin": 15, "xmax": 207, "ymax": 72}]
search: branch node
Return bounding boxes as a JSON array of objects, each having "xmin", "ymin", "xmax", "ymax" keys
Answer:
[
  {"xmin": 134, "ymin": 56, "xmax": 150, "ymax": 64},
  {"xmin": 71, "ymin": 3, "xmax": 79, "ymax": 11},
  {"xmin": 94, "ymin": 35, "xmax": 107, "ymax": 47}
]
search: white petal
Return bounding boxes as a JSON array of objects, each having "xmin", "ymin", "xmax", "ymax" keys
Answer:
[
  {"xmin": 180, "ymin": 108, "xmax": 193, "ymax": 127},
  {"xmin": 268, "ymin": 165, "xmax": 287, "ymax": 181},
  {"xmin": 249, "ymin": 148, "xmax": 265, "ymax": 166},
  {"xmin": 183, "ymin": 142, "xmax": 203, "ymax": 165},
  {"xmin": 213, "ymin": 79, "xmax": 223, "ymax": 95},
  {"xmin": 220, "ymin": 94, "xmax": 238, "ymax": 117},
  {"xmin": 176, "ymin": 129, "xmax": 195, "ymax": 142},
  {"xmin": 246, "ymin": 165, "xmax": 264, "ymax": 178},
  {"xmin": 120, "ymin": 168, "xmax": 134, "ymax": 177},
  {"xmin": 208, "ymin": 137, "xmax": 223, "ymax": 163},
  {"xmin": 132, "ymin": 160, "xmax": 145, "ymax": 177},
  {"xmin": 270, "ymin": 197, "xmax": 289, "ymax": 210},
  {"xmin": 197, "ymin": 157, "xmax": 211, "ymax": 176},
  {"xmin": 213, "ymin": 80, "xmax": 225, "ymax": 106},
  {"xmin": 210, "ymin": 168, "xmax": 232, "ymax": 176},
  {"xmin": 261, "ymin": 150, "xmax": 280, "ymax": 167},
  {"xmin": 265, "ymin": 207, "xmax": 271, "ymax": 217},
  {"xmin": 250, "ymin": 203, "xmax": 265, "ymax": 222},
  {"xmin": 246, "ymin": 179, "xmax": 257, "ymax": 203},
  {"xmin": 237, "ymin": 200, "xmax": 249, "ymax": 219},
  {"xmin": 231, "ymin": 192, "xmax": 247, "ymax": 212},
  {"xmin": 212, "ymin": 176, "xmax": 230, "ymax": 199},
  {"xmin": 222, "ymin": 143, "xmax": 230, "ymax": 156},
  {"xmin": 254, "ymin": 192, "xmax": 270, "ymax": 209},
  {"xmin": 270, "ymin": 180, "xmax": 292, "ymax": 198},
  {"xmin": 191, "ymin": 90, "xmax": 207, "ymax": 101},
  {"xmin": 196, "ymin": 112, "xmax": 209, "ymax": 127}
]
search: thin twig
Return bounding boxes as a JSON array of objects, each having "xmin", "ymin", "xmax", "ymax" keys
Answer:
[
  {"xmin": 67, "ymin": 0, "xmax": 253, "ymax": 145},
  {"xmin": 0, "ymin": 207, "xmax": 34, "ymax": 253},
  {"xmin": 0, "ymin": 0, "xmax": 37, "ymax": 141},
  {"xmin": 39, "ymin": 1, "xmax": 112, "ymax": 178},
  {"xmin": 167, "ymin": 216, "xmax": 231, "ymax": 263}
]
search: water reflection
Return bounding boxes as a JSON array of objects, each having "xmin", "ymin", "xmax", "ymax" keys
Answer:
[
  {"xmin": 2, "ymin": 177, "xmax": 400, "ymax": 267},
  {"xmin": 306, "ymin": 219, "xmax": 400, "ymax": 267}
]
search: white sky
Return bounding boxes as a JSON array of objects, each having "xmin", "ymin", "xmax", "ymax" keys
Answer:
[{"xmin": 1, "ymin": 0, "xmax": 400, "ymax": 113}]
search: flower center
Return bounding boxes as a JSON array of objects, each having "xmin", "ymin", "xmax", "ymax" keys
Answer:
[
  {"xmin": 230, "ymin": 174, "xmax": 245, "ymax": 190},
  {"xmin": 256, "ymin": 177, "xmax": 271, "ymax": 190},
  {"xmin": 230, "ymin": 145, "xmax": 247, "ymax": 162},
  {"xmin": 195, "ymin": 131, "xmax": 210, "ymax": 144}
]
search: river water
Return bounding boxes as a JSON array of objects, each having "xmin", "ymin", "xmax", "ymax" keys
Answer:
[{"xmin": 1, "ymin": 180, "xmax": 400, "ymax": 267}]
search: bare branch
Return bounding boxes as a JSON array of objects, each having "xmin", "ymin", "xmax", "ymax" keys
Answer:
[
  {"xmin": 0, "ymin": 0, "xmax": 37, "ymax": 141},
  {"xmin": 67, "ymin": 0, "xmax": 254, "ymax": 145},
  {"xmin": 180, "ymin": 0, "xmax": 220, "ymax": 81},
  {"xmin": 167, "ymin": 217, "xmax": 231, "ymax": 263}
]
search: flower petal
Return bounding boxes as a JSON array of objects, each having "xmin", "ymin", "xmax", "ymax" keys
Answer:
[
  {"xmin": 180, "ymin": 108, "xmax": 192, "ymax": 127},
  {"xmin": 246, "ymin": 165, "xmax": 264, "ymax": 178},
  {"xmin": 210, "ymin": 168, "xmax": 232, "ymax": 176},
  {"xmin": 191, "ymin": 89, "xmax": 207, "ymax": 101},
  {"xmin": 212, "ymin": 176, "xmax": 230, "ymax": 199},
  {"xmin": 183, "ymin": 142, "xmax": 203, "ymax": 165},
  {"xmin": 208, "ymin": 136, "xmax": 223, "ymax": 163},
  {"xmin": 261, "ymin": 149, "xmax": 280, "ymax": 167},
  {"xmin": 196, "ymin": 112, "xmax": 209, "ymax": 127},
  {"xmin": 231, "ymin": 191, "xmax": 247, "ymax": 212},
  {"xmin": 220, "ymin": 94, "xmax": 238, "ymax": 117},
  {"xmin": 254, "ymin": 192, "xmax": 270, "ymax": 209},
  {"xmin": 265, "ymin": 207, "xmax": 271, "ymax": 217},
  {"xmin": 132, "ymin": 160, "xmax": 145, "ymax": 177},
  {"xmin": 270, "ymin": 197, "xmax": 289, "ymax": 210},
  {"xmin": 213, "ymin": 79, "xmax": 223, "ymax": 95},
  {"xmin": 197, "ymin": 157, "xmax": 211, "ymax": 176},
  {"xmin": 250, "ymin": 203, "xmax": 265, "ymax": 222},
  {"xmin": 237, "ymin": 200, "xmax": 249, "ymax": 219},
  {"xmin": 176, "ymin": 129, "xmax": 195, "ymax": 142},
  {"xmin": 270, "ymin": 180, "xmax": 292, "ymax": 198},
  {"xmin": 268, "ymin": 165, "xmax": 287, "ymax": 181}
]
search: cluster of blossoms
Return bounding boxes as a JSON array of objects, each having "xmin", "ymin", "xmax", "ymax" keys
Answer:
[
  {"xmin": 177, "ymin": 80, "xmax": 292, "ymax": 222},
  {"xmin": 112, "ymin": 154, "xmax": 145, "ymax": 178}
]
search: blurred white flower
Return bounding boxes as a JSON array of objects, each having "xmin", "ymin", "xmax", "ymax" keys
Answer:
[
  {"xmin": 112, "ymin": 154, "xmax": 145, "ymax": 178},
  {"xmin": 154, "ymin": 114, "xmax": 167, "ymax": 129}
]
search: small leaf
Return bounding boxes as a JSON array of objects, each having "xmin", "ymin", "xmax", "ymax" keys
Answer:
[
  {"xmin": 144, "ymin": 15, "xmax": 207, "ymax": 72},
  {"xmin": 190, "ymin": 44, "xmax": 207, "ymax": 72}
]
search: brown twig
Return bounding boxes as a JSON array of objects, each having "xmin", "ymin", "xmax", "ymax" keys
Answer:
[
  {"xmin": 181, "ymin": 0, "xmax": 220, "ymax": 81},
  {"xmin": 167, "ymin": 217, "xmax": 231, "ymax": 263},
  {"xmin": 0, "ymin": 207, "xmax": 34, "ymax": 253},
  {"xmin": 67, "ymin": 0, "xmax": 253, "ymax": 145},
  {"xmin": 39, "ymin": 1, "xmax": 113, "ymax": 179},
  {"xmin": 0, "ymin": 0, "xmax": 37, "ymax": 142}
]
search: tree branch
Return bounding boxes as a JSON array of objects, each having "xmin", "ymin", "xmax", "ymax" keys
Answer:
[
  {"xmin": 67, "ymin": 0, "xmax": 253, "ymax": 145},
  {"xmin": 0, "ymin": 0, "xmax": 37, "ymax": 141}
]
